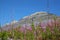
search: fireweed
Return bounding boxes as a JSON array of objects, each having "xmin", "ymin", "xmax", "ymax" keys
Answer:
[{"xmin": 0, "ymin": 19, "xmax": 60, "ymax": 40}]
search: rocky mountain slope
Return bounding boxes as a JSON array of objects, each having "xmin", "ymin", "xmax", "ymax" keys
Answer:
[{"xmin": 1, "ymin": 12, "xmax": 58, "ymax": 31}]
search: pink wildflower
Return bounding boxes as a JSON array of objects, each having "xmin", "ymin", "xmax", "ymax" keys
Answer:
[{"xmin": 40, "ymin": 21, "xmax": 47, "ymax": 29}]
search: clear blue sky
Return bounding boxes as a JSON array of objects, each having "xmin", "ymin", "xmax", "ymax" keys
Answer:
[{"xmin": 0, "ymin": 0, "xmax": 60, "ymax": 25}]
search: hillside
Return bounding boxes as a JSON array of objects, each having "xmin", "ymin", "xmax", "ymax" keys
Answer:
[{"xmin": 1, "ymin": 12, "xmax": 59, "ymax": 31}]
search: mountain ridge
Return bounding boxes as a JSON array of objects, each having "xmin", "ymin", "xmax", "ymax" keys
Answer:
[{"xmin": 1, "ymin": 12, "xmax": 58, "ymax": 31}]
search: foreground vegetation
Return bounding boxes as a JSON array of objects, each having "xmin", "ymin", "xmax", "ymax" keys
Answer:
[{"xmin": 0, "ymin": 19, "xmax": 60, "ymax": 40}]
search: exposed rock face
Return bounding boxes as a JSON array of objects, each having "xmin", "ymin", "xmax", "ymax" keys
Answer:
[{"xmin": 1, "ymin": 12, "xmax": 59, "ymax": 31}]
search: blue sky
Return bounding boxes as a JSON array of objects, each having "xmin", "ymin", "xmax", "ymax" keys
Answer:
[{"xmin": 0, "ymin": 0, "xmax": 60, "ymax": 25}]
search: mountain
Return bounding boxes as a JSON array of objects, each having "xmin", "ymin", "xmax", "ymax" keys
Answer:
[
  {"xmin": 18, "ymin": 12, "xmax": 56, "ymax": 25},
  {"xmin": 1, "ymin": 12, "xmax": 58, "ymax": 31}
]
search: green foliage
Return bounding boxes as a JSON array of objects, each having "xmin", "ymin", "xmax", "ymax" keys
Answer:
[
  {"xmin": 0, "ymin": 21, "xmax": 60, "ymax": 40},
  {"xmin": 24, "ymin": 30, "xmax": 34, "ymax": 40},
  {"xmin": 52, "ymin": 26, "xmax": 60, "ymax": 40},
  {"xmin": 1, "ymin": 31, "xmax": 8, "ymax": 40},
  {"xmin": 31, "ymin": 23, "xmax": 35, "ymax": 32},
  {"xmin": 0, "ymin": 32, "xmax": 2, "ymax": 38}
]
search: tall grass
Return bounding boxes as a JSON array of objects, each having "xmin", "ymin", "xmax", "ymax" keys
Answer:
[{"xmin": 0, "ymin": 19, "xmax": 60, "ymax": 40}]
